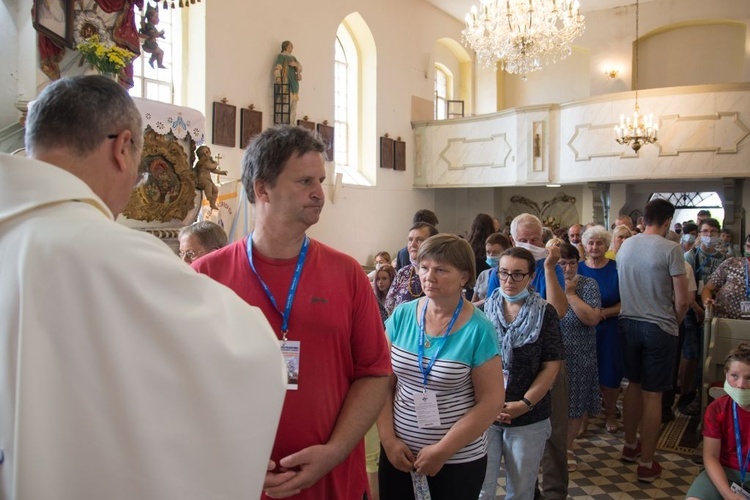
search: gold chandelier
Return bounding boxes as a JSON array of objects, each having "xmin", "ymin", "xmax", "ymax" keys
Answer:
[
  {"xmin": 614, "ymin": 0, "xmax": 658, "ymax": 152},
  {"xmin": 461, "ymin": 0, "xmax": 585, "ymax": 79}
]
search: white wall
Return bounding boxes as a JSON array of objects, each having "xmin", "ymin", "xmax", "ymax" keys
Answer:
[{"xmin": 203, "ymin": 0, "xmax": 465, "ymax": 263}]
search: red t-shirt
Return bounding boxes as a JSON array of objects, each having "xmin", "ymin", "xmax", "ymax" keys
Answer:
[
  {"xmin": 703, "ymin": 395, "xmax": 750, "ymax": 471},
  {"xmin": 194, "ymin": 237, "xmax": 391, "ymax": 499}
]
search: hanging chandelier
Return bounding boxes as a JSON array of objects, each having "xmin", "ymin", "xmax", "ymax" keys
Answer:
[
  {"xmin": 614, "ymin": 0, "xmax": 658, "ymax": 152},
  {"xmin": 461, "ymin": 0, "xmax": 585, "ymax": 79}
]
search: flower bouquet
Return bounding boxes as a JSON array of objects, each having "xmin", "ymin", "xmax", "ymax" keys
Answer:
[{"xmin": 77, "ymin": 35, "xmax": 135, "ymax": 77}]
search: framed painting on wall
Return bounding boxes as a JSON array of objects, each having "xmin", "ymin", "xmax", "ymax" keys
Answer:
[
  {"xmin": 380, "ymin": 137, "xmax": 394, "ymax": 169},
  {"xmin": 297, "ymin": 119, "xmax": 315, "ymax": 131},
  {"xmin": 33, "ymin": 0, "xmax": 74, "ymax": 49},
  {"xmin": 394, "ymin": 138, "xmax": 406, "ymax": 171},
  {"xmin": 212, "ymin": 101, "xmax": 236, "ymax": 148},
  {"xmin": 240, "ymin": 108, "xmax": 262, "ymax": 149},
  {"xmin": 317, "ymin": 123, "xmax": 334, "ymax": 162}
]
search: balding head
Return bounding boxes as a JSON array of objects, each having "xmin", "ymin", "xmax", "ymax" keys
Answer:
[{"xmin": 25, "ymin": 75, "xmax": 143, "ymax": 216}]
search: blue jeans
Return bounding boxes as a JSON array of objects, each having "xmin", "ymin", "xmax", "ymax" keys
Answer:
[{"xmin": 479, "ymin": 419, "xmax": 551, "ymax": 500}]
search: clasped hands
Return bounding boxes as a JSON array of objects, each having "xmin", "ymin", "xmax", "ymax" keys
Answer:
[
  {"xmin": 382, "ymin": 438, "xmax": 450, "ymax": 477},
  {"xmin": 495, "ymin": 400, "xmax": 529, "ymax": 425}
]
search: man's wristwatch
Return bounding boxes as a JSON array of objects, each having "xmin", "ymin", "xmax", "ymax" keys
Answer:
[{"xmin": 521, "ymin": 397, "xmax": 535, "ymax": 412}]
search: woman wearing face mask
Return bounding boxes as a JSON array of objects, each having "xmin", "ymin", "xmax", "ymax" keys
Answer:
[
  {"xmin": 472, "ymin": 233, "xmax": 511, "ymax": 310},
  {"xmin": 701, "ymin": 235, "xmax": 750, "ymax": 320},
  {"xmin": 479, "ymin": 247, "xmax": 565, "ymax": 500},
  {"xmin": 686, "ymin": 342, "xmax": 750, "ymax": 500}
]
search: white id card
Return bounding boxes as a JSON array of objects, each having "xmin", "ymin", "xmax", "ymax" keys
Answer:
[
  {"xmin": 279, "ymin": 340, "xmax": 300, "ymax": 390},
  {"xmin": 731, "ymin": 482, "xmax": 750, "ymax": 499},
  {"xmin": 697, "ymin": 278, "xmax": 705, "ymax": 295},
  {"xmin": 741, "ymin": 301, "xmax": 750, "ymax": 319},
  {"xmin": 414, "ymin": 389, "xmax": 441, "ymax": 428}
]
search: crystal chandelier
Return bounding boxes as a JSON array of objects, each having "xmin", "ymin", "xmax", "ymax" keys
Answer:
[
  {"xmin": 614, "ymin": 0, "xmax": 658, "ymax": 152},
  {"xmin": 461, "ymin": 0, "xmax": 585, "ymax": 79}
]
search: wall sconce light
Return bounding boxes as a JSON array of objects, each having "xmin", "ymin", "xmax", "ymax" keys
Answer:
[{"xmin": 605, "ymin": 69, "xmax": 619, "ymax": 79}]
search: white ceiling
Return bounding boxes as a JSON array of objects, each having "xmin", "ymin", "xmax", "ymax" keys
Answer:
[{"xmin": 425, "ymin": 0, "xmax": 651, "ymax": 23}]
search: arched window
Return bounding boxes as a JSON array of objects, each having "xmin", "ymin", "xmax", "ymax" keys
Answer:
[
  {"xmin": 129, "ymin": 6, "xmax": 182, "ymax": 104},
  {"xmin": 334, "ymin": 35, "xmax": 351, "ymax": 172},
  {"xmin": 335, "ymin": 14, "xmax": 376, "ymax": 186}
]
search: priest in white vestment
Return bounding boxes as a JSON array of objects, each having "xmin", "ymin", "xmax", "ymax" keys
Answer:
[{"xmin": 0, "ymin": 75, "xmax": 286, "ymax": 499}]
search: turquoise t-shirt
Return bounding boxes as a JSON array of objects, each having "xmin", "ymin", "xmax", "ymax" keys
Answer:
[{"xmin": 385, "ymin": 299, "xmax": 500, "ymax": 463}]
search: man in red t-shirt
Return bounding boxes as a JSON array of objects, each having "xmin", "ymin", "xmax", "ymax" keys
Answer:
[{"xmin": 193, "ymin": 125, "xmax": 391, "ymax": 499}]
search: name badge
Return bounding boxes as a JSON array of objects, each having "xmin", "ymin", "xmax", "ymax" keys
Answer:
[
  {"xmin": 731, "ymin": 482, "xmax": 750, "ymax": 499},
  {"xmin": 697, "ymin": 279, "xmax": 705, "ymax": 295},
  {"xmin": 741, "ymin": 302, "xmax": 750, "ymax": 319},
  {"xmin": 414, "ymin": 389, "xmax": 441, "ymax": 428},
  {"xmin": 279, "ymin": 340, "xmax": 300, "ymax": 390}
]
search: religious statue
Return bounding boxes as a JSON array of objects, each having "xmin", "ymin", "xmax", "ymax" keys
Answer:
[
  {"xmin": 193, "ymin": 146, "xmax": 226, "ymax": 210},
  {"xmin": 139, "ymin": 5, "xmax": 166, "ymax": 69},
  {"xmin": 273, "ymin": 40, "xmax": 302, "ymax": 125}
]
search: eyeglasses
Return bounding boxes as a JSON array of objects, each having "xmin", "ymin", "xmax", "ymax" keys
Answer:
[
  {"xmin": 107, "ymin": 133, "xmax": 136, "ymax": 146},
  {"xmin": 498, "ymin": 270, "xmax": 531, "ymax": 282},
  {"xmin": 558, "ymin": 261, "xmax": 578, "ymax": 268},
  {"xmin": 179, "ymin": 250, "xmax": 205, "ymax": 262}
]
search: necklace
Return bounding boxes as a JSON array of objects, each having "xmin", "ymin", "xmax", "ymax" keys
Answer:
[
  {"xmin": 407, "ymin": 265, "xmax": 423, "ymax": 298},
  {"xmin": 423, "ymin": 316, "xmax": 452, "ymax": 347}
]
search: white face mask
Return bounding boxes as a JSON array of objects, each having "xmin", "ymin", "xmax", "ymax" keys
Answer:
[
  {"xmin": 514, "ymin": 241, "xmax": 548, "ymax": 261},
  {"xmin": 724, "ymin": 380, "xmax": 750, "ymax": 407},
  {"xmin": 701, "ymin": 235, "xmax": 719, "ymax": 248}
]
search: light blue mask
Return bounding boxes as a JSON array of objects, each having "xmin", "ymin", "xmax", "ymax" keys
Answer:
[
  {"xmin": 486, "ymin": 256, "xmax": 500, "ymax": 268},
  {"xmin": 724, "ymin": 381, "xmax": 750, "ymax": 407},
  {"xmin": 681, "ymin": 234, "xmax": 695, "ymax": 244},
  {"xmin": 701, "ymin": 235, "xmax": 719, "ymax": 248},
  {"xmin": 500, "ymin": 287, "xmax": 530, "ymax": 303}
]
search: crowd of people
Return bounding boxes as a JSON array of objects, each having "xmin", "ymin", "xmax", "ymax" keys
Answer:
[{"xmin": 4, "ymin": 75, "xmax": 749, "ymax": 500}]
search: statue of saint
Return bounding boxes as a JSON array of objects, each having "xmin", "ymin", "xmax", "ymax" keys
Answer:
[
  {"xmin": 273, "ymin": 41, "xmax": 302, "ymax": 124},
  {"xmin": 193, "ymin": 146, "xmax": 226, "ymax": 210}
]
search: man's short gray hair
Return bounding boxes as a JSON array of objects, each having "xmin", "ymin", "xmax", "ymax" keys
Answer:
[
  {"xmin": 25, "ymin": 75, "xmax": 142, "ymax": 156},
  {"xmin": 510, "ymin": 213, "xmax": 543, "ymax": 240},
  {"xmin": 179, "ymin": 221, "xmax": 228, "ymax": 250}
]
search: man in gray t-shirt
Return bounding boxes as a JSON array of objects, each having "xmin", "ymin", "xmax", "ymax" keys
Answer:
[{"xmin": 615, "ymin": 199, "xmax": 689, "ymax": 483}]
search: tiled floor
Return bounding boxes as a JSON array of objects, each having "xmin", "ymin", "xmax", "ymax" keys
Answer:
[{"xmin": 490, "ymin": 412, "xmax": 703, "ymax": 499}]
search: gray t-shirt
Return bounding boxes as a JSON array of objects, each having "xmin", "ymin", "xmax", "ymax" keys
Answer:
[{"xmin": 617, "ymin": 233, "xmax": 686, "ymax": 336}]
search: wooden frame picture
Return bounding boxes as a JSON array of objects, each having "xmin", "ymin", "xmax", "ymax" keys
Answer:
[
  {"xmin": 212, "ymin": 102, "xmax": 236, "ymax": 148},
  {"xmin": 33, "ymin": 0, "xmax": 74, "ymax": 49},
  {"xmin": 380, "ymin": 137, "xmax": 394, "ymax": 170},
  {"xmin": 394, "ymin": 138, "xmax": 406, "ymax": 171},
  {"xmin": 240, "ymin": 108, "xmax": 263, "ymax": 149},
  {"xmin": 296, "ymin": 119, "xmax": 315, "ymax": 131},
  {"xmin": 317, "ymin": 123, "xmax": 334, "ymax": 162}
]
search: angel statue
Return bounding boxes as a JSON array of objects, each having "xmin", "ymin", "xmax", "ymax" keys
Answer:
[{"xmin": 193, "ymin": 146, "xmax": 226, "ymax": 210}]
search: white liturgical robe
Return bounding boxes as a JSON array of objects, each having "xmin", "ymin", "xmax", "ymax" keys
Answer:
[{"xmin": 0, "ymin": 154, "xmax": 286, "ymax": 499}]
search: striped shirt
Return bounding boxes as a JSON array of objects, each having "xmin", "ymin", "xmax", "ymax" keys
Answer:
[{"xmin": 386, "ymin": 300, "xmax": 500, "ymax": 464}]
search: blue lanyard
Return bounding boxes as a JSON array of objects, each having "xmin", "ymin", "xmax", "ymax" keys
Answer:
[
  {"xmin": 246, "ymin": 233, "xmax": 309, "ymax": 340},
  {"xmin": 745, "ymin": 260, "xmax": 750, "ymax": 299},
  {"xmin": 695, "ymin": 247, "xmax": 718, "ymax": 279},
  {"xmin": 733, "ymin": 401, "xmax": 750, "ymax": 484},
  {"xmin": 417, "ymin": 298, "xmax": 463, "ymax": 388}
]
